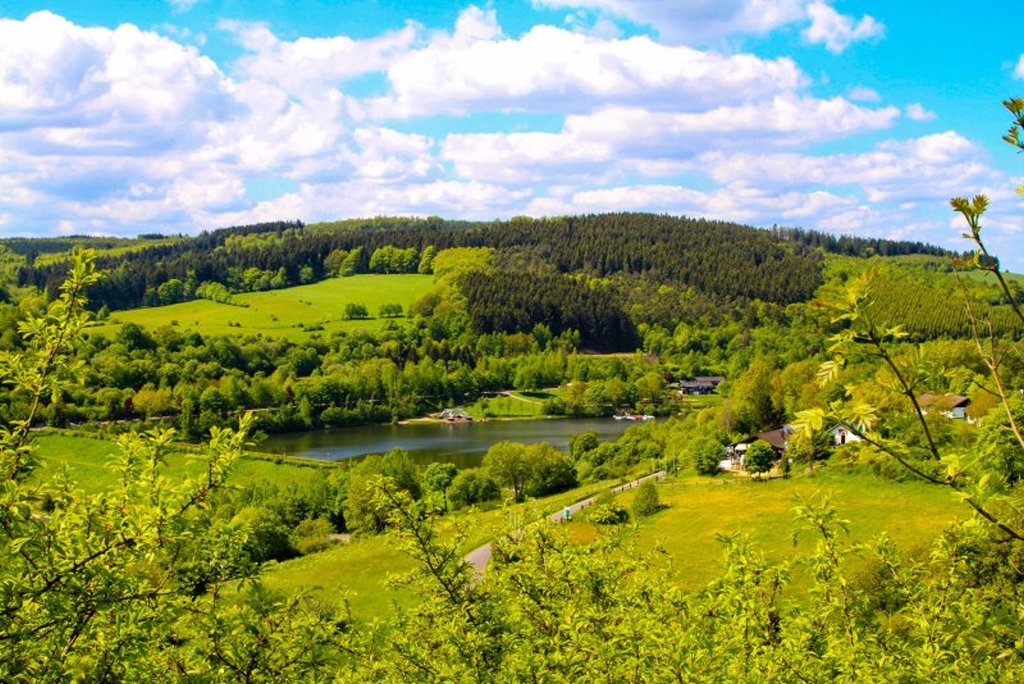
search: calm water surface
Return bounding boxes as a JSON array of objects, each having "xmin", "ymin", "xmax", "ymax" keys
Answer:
[{"xmin": 259, "ymin": 418, "xmax": 645, "ymax": 468}]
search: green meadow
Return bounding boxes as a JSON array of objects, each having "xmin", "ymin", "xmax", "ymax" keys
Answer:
[
  {"xmin": 262, "ymin": 466, "xmax": 964, "ymax": 620},
  {"xmin": 607, "ymin": 469, "xmax": 962, "ymax": 591},
  {"xmin": 261, "ymin": 482, "xmax": 608, "ymax": 619},
  {"xmin": 88, "ymin": 273, "xmax": 433, "ymax": 341},
  {"xmin": 30, "ymin": 433, "xmax": 328, "ymax": 494},
  {"xmin": 463, "ymin": 390, "xmax": 558, "ymax": 419}
]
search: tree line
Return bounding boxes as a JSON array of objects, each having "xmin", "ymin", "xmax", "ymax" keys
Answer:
[{"xmin": 16, "ymin": 213, "xmax": 952, "ymax": 314}]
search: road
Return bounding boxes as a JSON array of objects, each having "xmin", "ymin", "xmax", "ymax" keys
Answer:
[{"xmin": 464, "ymin": 470, "xmax": 666, "ymax": 579}]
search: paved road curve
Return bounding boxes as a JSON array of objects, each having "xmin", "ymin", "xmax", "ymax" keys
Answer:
[{"xmin": 464, "ymin": 470, "xmax": 667, "ymax": 579}]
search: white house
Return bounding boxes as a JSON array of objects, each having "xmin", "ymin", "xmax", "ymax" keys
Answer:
[{"xmin": 830, "ymin": 425, "xmax": 862, "ymax": 446}]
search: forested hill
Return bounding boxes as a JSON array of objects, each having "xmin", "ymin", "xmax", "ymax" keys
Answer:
[{"xmin": 14, "ymin": 213, "xmax": 951, "ymax": 313}]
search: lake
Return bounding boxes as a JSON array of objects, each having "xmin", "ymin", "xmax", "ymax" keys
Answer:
[{"xmin": 258, "ymin": 417, "xmax": 648, "ymax": 468}]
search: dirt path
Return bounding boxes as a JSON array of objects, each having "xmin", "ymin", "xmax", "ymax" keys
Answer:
[
  {"xmin": 464, "ymin": 470, "xmax": 666, "ymax": 579},
  {"xmin": 499, "ymin": 391, "xmax": 543, "ymax": 405}
]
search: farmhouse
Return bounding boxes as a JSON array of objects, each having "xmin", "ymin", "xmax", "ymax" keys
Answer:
[
  {"xmin": 679, "ymin": 375, "xmax": 725, "ymax": 395},
  {"xmin": 918, "ymin": 394, "xmax": 971, "ymax": 421},
  {"xmin": 725, "ymin": 424, "xmax": 793, "ymax": 468}
]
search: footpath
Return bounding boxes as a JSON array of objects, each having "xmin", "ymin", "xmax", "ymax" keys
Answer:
[{"xmin": 463, "ymin": 470, "xmax": 667, "ymax": 578}]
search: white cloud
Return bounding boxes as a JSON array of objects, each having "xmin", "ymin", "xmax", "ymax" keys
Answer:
[
  {"xmin": 0, "ymin": 12, "xmax": 234, "ymax": 136},
  {"xmin": 221, "ymin": 19, "xmax": 416, "ymax": 96},
  {"xmin": 442, "ymin": 95, "xmax": 899, "ymax": 185},
  {"xmin": 700, "ymin": 132, "xmax": 987, "ymax": 204},
  {"xmin": 168, "ymin": 0, "xmax": 201, "ymax": 12},
  {"xmin": 802, "ymin": 0, "xmax": 884, "ymax": 53},
  {"xmin": 848, "ymin": 85, "xmax": 880, "ymax": 102},
  {"xmin": 533, "ymin": 0, "xmax": 807, "ymax": 44},
  {"xmin": 524, "ymin": 181, "xmax": 872, "ymax": 231},
  {"xmin": 215, "ymin": 178, "xmax": 532, "ymax": 227},
  {"xmin": 905, "ymin": 103, "xmax": 936, "ymax": 121},
  {"xmin": 371, "ymin": 7, "xmax": 806, "ymax": 118},
  {"xmin": 0, "ymin": 11, "xmax": 368, "ymax": 233},
  {"xmin": 1015, "ymin": 54, "xmax": 1024, "ymax": 79}
]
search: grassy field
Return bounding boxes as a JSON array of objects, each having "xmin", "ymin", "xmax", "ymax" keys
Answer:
[
  {"xmin": 30, "ymin": 433, "xmax": 329, "ymax": 494},
  {"xmin": 261, "ymin": 481, "xmax": 610, "ymax": 619},
  {"xmin": 87, "ymin": 274, "xmax": 433, "ymax": 341},
  {"xmin": 264, "ymin": 467, "xmax": 963, "ymax": 619},
  {"xmin": 678, "ymin": 394, "xmax": 723, "ymax": 410},
  {"xmin": 463, "ymin": 390, "xmax": 558, "ymax": 419},
  {"xmin": 604, "ymin": 468, "xmax": 963, "ymax": 592},
  {"xmin": 32, "ymin": 237, "xmax": 185, "ymax": 267}
]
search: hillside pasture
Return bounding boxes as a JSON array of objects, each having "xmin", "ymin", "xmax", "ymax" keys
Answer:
[
  {"xmin": 262, "ymin": 481, "xmax": 608, "ymax": 619},
  {"xmin": 89, "ymin": 274, "xmax": 433, "ymax": 341},
  {"xmin": 605, "ymin": 468, "xmax": 963, "ymax": 592},
  {"xmin": 30, "ymin": 433, "xmax": 329, "ymax": 494}
]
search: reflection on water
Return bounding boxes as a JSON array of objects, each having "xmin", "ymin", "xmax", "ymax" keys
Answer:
[{"xmin": 258, "ymin": 418, "xmax": 645, "ymax": 468}]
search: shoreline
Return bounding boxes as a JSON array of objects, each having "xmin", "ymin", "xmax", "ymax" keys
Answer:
[{"xmin": 397, "ymin": 414, "xmax": 567, "ymax": 426}]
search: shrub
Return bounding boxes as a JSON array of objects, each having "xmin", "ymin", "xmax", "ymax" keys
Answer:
[
  {"xmin": 744, "ymin": 440, "xmax": 775, "ymax": 480},
  {"xmin": 344, "ymin": 303, "xmax": 369, "ymax": 320},
  {"xmin": 587, "ymin": 492, "xmax": 629, "ymax": 525},
  {"xmin": 291, "ymin": 517, "xmax": 335, "ymax": 555},
  {"xmin": 449, "ymin": 468, "xmax": 501, "ymax": 509},
  {"xmin": 690, "ymin": 436, "xmax": 724, "ymax": 476},
  {"xmin": 631, "ymin": 480, "xmax": 661, "ymax": 518}
]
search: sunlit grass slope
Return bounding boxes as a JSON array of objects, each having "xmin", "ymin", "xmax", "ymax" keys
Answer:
[
  {"xmin": 88, "ymin": 274, "xmax": 432, "ymax": 341},
  {"xmin": 607, "ymin": 469, "xmax": 962, "ymax": 590},
  {"xmin": 30, "ymin": 433, "xmax": 328, "ymax": 494}
]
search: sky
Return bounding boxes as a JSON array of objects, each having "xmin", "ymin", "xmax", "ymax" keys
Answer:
[{"xmin": 1, "ymin": 1, "xmax": 1022, "ymax": 268}]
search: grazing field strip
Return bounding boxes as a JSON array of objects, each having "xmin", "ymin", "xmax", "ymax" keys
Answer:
[{"xmin": 86, "ymin": 273, "xmax": 433, "ymax": 341}]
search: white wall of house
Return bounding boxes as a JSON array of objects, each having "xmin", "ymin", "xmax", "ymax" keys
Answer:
[{"xmin": 831, "ymin": 426, "xmax": 862, "ymax": 446}]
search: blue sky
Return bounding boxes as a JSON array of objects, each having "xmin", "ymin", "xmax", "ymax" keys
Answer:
[{"xmin": 1, "ymin": 1, "xmax": 1022, "ymax": 268}]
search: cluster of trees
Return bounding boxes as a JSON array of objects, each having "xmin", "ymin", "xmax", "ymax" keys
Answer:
[
  {"xmin": 461, "ymin": 271, "xmax": 637, "ymax": 352},
  {"xmin": 0, "ymin": 302, "xmax": 680, "ymax": 434},
  {"xmin": 771, "ymin": 225, "xmax": 955, "ymax": 258}
]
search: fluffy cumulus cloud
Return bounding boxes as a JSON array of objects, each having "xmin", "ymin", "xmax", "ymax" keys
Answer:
[
  {"xmin": 700, "ymin": 132, "xmax": 989, "ymax": 202},
  {"xmin": 371, "ymin": 7, "xmax": 806, "ymax": 118},
  {"xmin": 533, "ymin": 0, "xmax": 808, "ymax": 44},
  {"xmin": 1015, "ymin": 54, "xmax": 1024, "ymax": 79},
  {"xmin": 801, "ymin": 0, "xmax": 884, "ymax": 53},
  {"xmin": 221, "ymin": 19, "xmax": 417, "ymax": 96},
  {"xmin": 442, "ymin": 96, "xmax": 899, "ymax": 185},
  {"xmin": 535, "ymin": 0, "xmax": 883, "ymax": 51},
  {"xmin": 905, "ymin": 103, "xmax": 936, "ymax": 121},
  {"xmin": 0, "ymin": 4, "xmax": 1021, "ymax": 268}
]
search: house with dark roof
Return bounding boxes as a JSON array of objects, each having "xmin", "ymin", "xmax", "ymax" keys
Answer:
[
  {"xmin": 679, "ymin": 375, "xmax": 725, "ymax": 395},
  {"xmin": 729, "ymin": 425, "xmax": 793, "ymax": 457},
  {"xmin": 918, "ymin": 394, "xmax": 971, "ymax": 421}
]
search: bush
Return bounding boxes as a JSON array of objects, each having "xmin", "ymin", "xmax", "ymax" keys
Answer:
[
  {"xmin": 291, "ymin": 517, "xmax": 335, "ymax": 555},
  {"xmin": 344, "ymin": 303, "xmax": 369, "ymax": 320},
  {"xmin": 631, "ymin": 480, "xmax": 661, "ymax": 518},
  {"xmin": 589, "ymin": 502, "xmax": 629, "ymax": 525},
  {"xmin": 449, "ymin": 468, "xmax": 501, "ymax": 509},
  {"xmin": 690, "ymin": 436, "xmax": 724, "ymax": 476},
  {"xmin": 587, "ymin": 491, "xmax": 629, "ymax": 525},
  {"xmin": 744, "ymin": 440, "xmax": 775, "ymax": 480}
]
